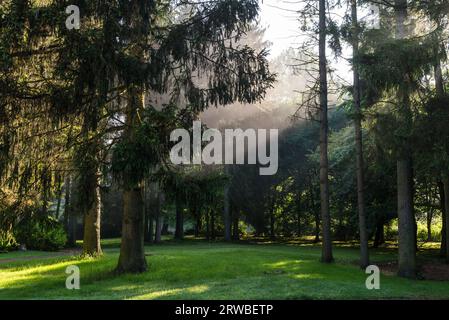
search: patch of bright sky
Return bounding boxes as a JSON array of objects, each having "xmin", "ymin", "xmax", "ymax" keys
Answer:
[
  {"xmin": 259, "ymin": 0, "xmax": 376, "ymax": 84},
  {"xmin": 259, "ymin": 0, "xmax": 304, "ymax": 58}
]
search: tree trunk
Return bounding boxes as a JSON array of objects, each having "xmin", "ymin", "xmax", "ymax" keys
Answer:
[
  {"xmin": 310, "ymin": 184, "xmax": 320, "ymax": 243},
  {"xmin": 435, "ymin": 54, "xmax": 447, "ymax": 257},
  {"xmin": 116, "ymin": 187, "xmax": 147, "ymax": 273},
  {"xmin": 373, "ymin": 218, "xmax": 385, "ymax": 248},
  {"xmin": 426, "ymin": 210, "xmax": 433, "ymax": 242},
  {"xmin": 439, "ymin": 181, "xmax": 447, "ymax": 256},
  {"xmin": 116, "ymin": 88, "xmax": 147, "ymax": 274},
  {"xmin": 395, "ymin": 0, "xmax": 416, "ymax": 279},
  {"xmin": 143, "ymin": 180, "xmax": 152, "ymax": 243},
  {"xmin": 296, "ymin": 192, "xmax": 301, "ymax": 237},
  {"xmin": 233, "ymin": 211, "xmax": 240, "ymax": 241},
  {"xmin": 443, "ymin": 177, "xmax": 449, "ymax": 262},
  {"xmin": 55, "ymin": 175, "xmax": 63, "ymax": 219},
  {"xmin": 148, "ymin": 213, "xmax": 154, "ymax": 244},
  {"xmin": 269, "ymin": 204, "xmax": 275, "ymax": 240},
  {"xmin": 211, "ymin": 210, "xmax": 216, "ymax": 240},
  {"xmin": 223, "ymin": 166, "xmax": 232, "ymax": 241},
  {"xmin": 194, "ymin": 207, "xmax": 202, "ymax": 238},
  {"xmin": 175, "ymin": 194, "xmax": 184, "ymax": 240},
  {"xmin": 154, "ymin": 197, "xmax": 162, "ymax": 243},
  {"xmin": 82, "ymin": 168, "xmax": 102, "ymax": 256},
  {"xmin": 351, "ymin": 0, "xmax": 369, "ymax": 268},
  {"xmin": 144, "ymin": 211, "xmax": 153, "ymax": 244},
  {"xmin": 397, "ymin": 157, "xmax": 416, "ymax": 278},
  {"xmin": 63, "ymin": 176, "xmax": 75, "ymax": 247},
  {"xmin": 318, "ymin": 0, "xmax": 333, "ymax": 263},
  {"xmin": 206, "ymin": 210, "xmax": 211, "ymax": 241}
]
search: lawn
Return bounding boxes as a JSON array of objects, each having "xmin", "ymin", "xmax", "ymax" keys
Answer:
[{"xmin": 0, "ymin": 239, "xmax": 448, "ymax": 300}]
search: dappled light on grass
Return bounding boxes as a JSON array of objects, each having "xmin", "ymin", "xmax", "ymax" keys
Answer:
[
  {"xmin": 1, "ymin": 242, "xmax": 449, "ymax": 299},
  {"xmin": 131, "ymin": 285, "xmax": 209, "ymax": 300}
]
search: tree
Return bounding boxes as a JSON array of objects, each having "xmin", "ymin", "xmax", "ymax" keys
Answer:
[
  {"xmin": 394, "ymin": 0, "xmax": 416, "ymax": 279},
  {"xmin": 350, "ymin": 0, "xmax": 369, "ymax": 268},
  {"xmin": 318, "ymin": 0, "xmax": 334, "ymax": 263}
]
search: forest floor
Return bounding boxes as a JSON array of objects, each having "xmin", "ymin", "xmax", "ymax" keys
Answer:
[{"xmin": 1, "ymin": 237, "xmax": 449, "ymax": 300}]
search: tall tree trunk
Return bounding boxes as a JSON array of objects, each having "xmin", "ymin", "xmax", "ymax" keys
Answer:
[
  {"xmin": 310, "ymin": 184, "xmax": 320, "ymax": 243},
  {"xmin": 296, "ymin": 192, "xmax": 301, "ymax": 237},
  {"xmin": 223, "ymin": 166, "xmax": 232, "ymax": 241},
  {"xmin": 55, "ymin": 174, "xmax": 63, "ymax": 219},
  {"xmin": 175, "ymin": 193, "xmax": 184, "ymax": 240},
  {"xmin": 443, "ymin": 177, "xmax": 449, "ymax": 262},
  {"xmin": 116, "ymin": 88, "xmax": 147, "ymax": 274},
  {"xmin": 194, "ymin": 205, "xmax": 202, "ymax": 237},
  {"xmin": 373, "ymin": 218, "xmax": 385, "ymax": 248},
  {"xmin": 206, "ymin": 210, "xmax": 211, "ymax": 241},
  {"xmin": 435, "ymin": 54, "xmax": 448, "ymax": 259},
  {"xmin": 318, "ymin": 0, "xmax": 333, "ymax": 263},
  {"xmin": 148, "ymin": 213, "xmax": 154, "ymax": 244},
  {"xmin": 439, "ymin": 181, "xmax": 447, "ymax": 256},
  {"xmin": 144, "ymin": 211, "xmax": 153, "ymax": 243},
  {"xmin": 395, "ymin": 0, "xmax": 416, "ymax": 279},
  {"xmin": 211, "ymin": 210, "xmax": 216, "ymax": 240},
  {"xmin": 269, "ymin": 204, "xmax": 275, "ymax": 240},
  {"xmin": 232, "ymin": 211, "xmax": 240, "ymax": 241},
  {"xmin": 351, "ymin": 0, "xmax": 369, "ymax": 268},
  {"xmin": 82, "ymin": 168, "xmax": 102, "ymax": 256},
  {"xmin": 397, "ymin": 158, "xmax": 416, "ymax": 277},
  {"xmin": 64, "ymin": 175, "xmax": 76, "ymax": 247},
  {"xmin": 143, "ymin": 180, "xmax": 152, "ymax": 243},
  {"xmin": 426, "ymin": 210, "xmax": 433, "ymax": 242},
  {"xmin": 154, "ymin": 194, "xmax": 163, "ymax": 243}
]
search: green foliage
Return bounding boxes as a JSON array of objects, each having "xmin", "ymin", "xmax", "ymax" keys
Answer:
[
  {"xmin": 16, "ymin": 216, "xmax": 67, "ymax": 251},
  {"xmin": 0, "ymin": 229, "xmax": 17, "ymax": 252}
]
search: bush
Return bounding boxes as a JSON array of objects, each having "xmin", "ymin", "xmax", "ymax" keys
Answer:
[
  {"xmin": 0, "ymin": 230, "xmax": 17, "ymax": 252},
  {"xmin": 16, "ymin": 216, "xmax": 67, "ymax": 251}
]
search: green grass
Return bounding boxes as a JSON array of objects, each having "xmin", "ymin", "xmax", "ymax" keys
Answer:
[{"xmin": 0, "ymin": 239, "xmax": 448, "ymax": 300}]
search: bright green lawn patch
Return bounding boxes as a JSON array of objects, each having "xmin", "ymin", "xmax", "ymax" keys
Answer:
[{"xmin": 0, "ymin": 240, "xmax": 448, "ymax": 300}]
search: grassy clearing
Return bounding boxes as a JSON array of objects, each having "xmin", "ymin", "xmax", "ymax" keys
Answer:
[{"xmin": 0, "ymin": 239, "xmax": 448, "ymax": 300}]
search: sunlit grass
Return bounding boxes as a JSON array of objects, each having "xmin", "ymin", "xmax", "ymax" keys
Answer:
[{"xmin": 0, "ymin": 240, "xmax": 448, "ymax": 300}]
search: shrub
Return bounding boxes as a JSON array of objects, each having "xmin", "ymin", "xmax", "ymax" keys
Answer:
[
  {"xmin": 0, "ymin": 229, "xmax": 17, "ymax": 252},
  {"xmin": 16, "ymin": 216, "xmax": 67, "ymax": 251}
]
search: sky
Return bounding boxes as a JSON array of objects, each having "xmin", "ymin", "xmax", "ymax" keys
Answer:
[{"xmin": 259, "ymin": 0, "xmax": 303, "ymax": 57}]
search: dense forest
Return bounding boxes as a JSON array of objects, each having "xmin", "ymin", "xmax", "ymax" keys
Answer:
[{"xmin": 1, "ymin": 0, "xmax": 449, "ymax": 289}]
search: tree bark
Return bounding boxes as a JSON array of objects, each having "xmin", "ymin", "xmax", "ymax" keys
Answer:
[
  {"xmin": 443, "ymin": 177, "xmax": 449, "ymax": 262},
  {"xmin": 232, "ymin": 211, "xmax": 240, "ymax": 241},
  {"xmin": 269, "ymin": 203, "xmax": 275, "ymax": 240},
  {"xmin": 296, "ymin": 192, "xmax": 301, "ymax": 237},
  {"xmin": 63, "ymin": 175, "xmax": 74, "ymax": 246},
  {"xmin": 439, "ymin": 181, "xmax": 447, "ymax": 256},
  {"xmin": 55, "ymin": 174, "xmax": 63, "ymax": 219},
  {"xmin": 116, "ymin": 88, "xmax": 147, "ymax": 273},
  {"xmin": 223, "ymin": 166, "xmax": 232, "ymax": 241},
  {"xmin": 211, "ymin": 210, "xmax": 216, "ymax": 240},
  {"xmin": 82, "ymin": 168, "xmax": 102, "ymax": 256},
  {"xmin": 397, "ymin": 158, "xmax": 416, "ymax": 277},
  {"xmin": 116, "ymin": 187, "xmax": 147, "ymax": 273},
  {"xmin": 351, "ymin": 0, "xmax": 369, "ymax": 269},
  {"xmin": 206, "ymin": 210, "xmax": 211, "ymax": 241},
  {"xmin": 395, "ymin": 0, "xmax": 416, "ymax": 279},
  {"xmin": 319, "ymin": 0, "xmax": 333, "ymax": 263},
  {"xmin": 373, "ymin": 218, "xmax": 385, "ymax": 248},
  {"xmin": 175, "ymin": 193, "xmax": 184, "ymax": 240},
  {"xmin": 154, "ymin": 195, "xmax": 163, "ymax": 243}
]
